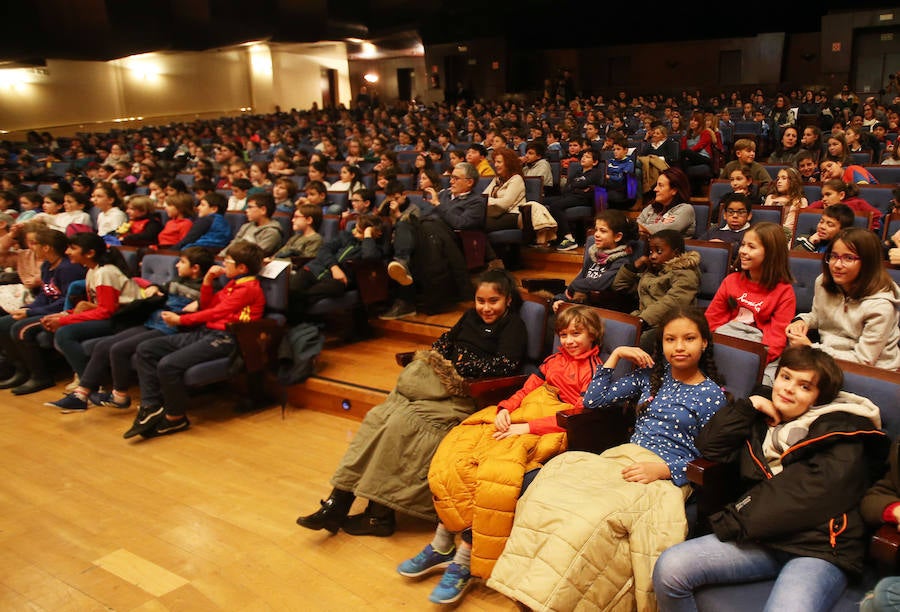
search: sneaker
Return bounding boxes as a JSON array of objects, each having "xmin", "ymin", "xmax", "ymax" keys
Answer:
[
  {"xmin": 89, "ymin": 391, "xmax": 132, "ymax": 409},
  {"xmin": 151, "ymin": 414, "xmax": 190, "ymax": 436},
  {"xmin": 378, "ymin": 300, "xmax": 416, "ymax": 321},
  {"xmin": 123, "ymin": 405, "xmax": 165, "ymax": 439},
  {"xmin": 64, "ymin": 374, "xmax": 80, "ymax": 393},
  {"xmin": 397, "ymin": 544, "xmax": 456, "ymax": 578},
  {"xmin": 428, "ymin": 563, "xmax": 472, "ymax": 604},
  {"xmin": 556, "ymin": 238, "xmax": 578, "ymax": 251},
  {"xmin": 46, "ymin": 393, "xmax": 88, "ymax": 413},
  {"xmin": 486, "ymin": 258, "xmax": 505, "ymax": 271},
  {"xmin": 387, "ymin": 260, "xmax": 413, "ymax": 286}
]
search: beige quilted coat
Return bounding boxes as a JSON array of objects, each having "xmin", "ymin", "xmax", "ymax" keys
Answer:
[{"xmin": 487, "ymin": 446, "xmax": 691, "ymax": 611}]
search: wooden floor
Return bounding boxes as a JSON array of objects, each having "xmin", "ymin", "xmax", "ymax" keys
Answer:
[{"xmin": 0, "ymin": 248, "xmax": 583, "ymax": 611}]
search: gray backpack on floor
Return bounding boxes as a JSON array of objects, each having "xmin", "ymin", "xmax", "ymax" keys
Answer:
[{"xmin": 277, "ymin": 323, "xmax": 324, "ymax": 385}]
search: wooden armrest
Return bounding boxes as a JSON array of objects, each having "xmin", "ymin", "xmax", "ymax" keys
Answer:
[
  {"xmin": 871, "ymin": 525, "xmax": 900, "ymax": 575},
  {"xmin": 226, "ymin": 318, "xmax": 285, "ymax": 374},
  {"xmin": 467, "ymin": 374, "xmax": 529, "ymax": 408},
  {"xmin": 556, "ymin": 403, "xmax": 635, "ymax": 454},
  {"xmin": 395, "ymin": 351, "xmax": 415, "ymax": 367},
  {"xmin": 521, "ymin": 277, "xmax": 567, "ymax": 295},
  {"xmin": 686, "ymin": 457, "xmax": 742, "ymax": 536}
]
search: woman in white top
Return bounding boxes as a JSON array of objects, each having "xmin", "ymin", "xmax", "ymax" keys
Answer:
[
  {"xmin": 91, "ymin": 182, "xmax": 127, "ymax": 239},
  {"xmin": 483, "ymin": 148, "xmax": 525, "ymax": 234}
]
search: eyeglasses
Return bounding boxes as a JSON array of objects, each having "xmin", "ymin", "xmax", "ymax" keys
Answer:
[
  {"xmin": 724, "ymin": 208, "xmax": 749, "ymax": 216},
  {"xmin": 449, "ymin": 175, "xmax": 468, "ymax": 181},
  {"xmin": 826, "ymin": 253, "xmax": 861, "ymax": 265}
]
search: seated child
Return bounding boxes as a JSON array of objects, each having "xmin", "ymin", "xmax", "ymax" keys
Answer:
[
  {"xmin": 792, "ymin": 203, "xmax": 853, "ymax": 252},
  {"xmin": 398, "ymin": 305, "xmax": 604, "ymax": 605},
  {"xmin": 54, "ymin": 192, "xmax": 94, "ymax": 233},
  {"xmin": 340, "ymin": 188, "xmax": 375, "ymax": 231},
  {"xmin": 613, "ymin": 229, "xmax": 701, "ymax": 351},
  {"xmin": 287, "ymin": 213, "xmax": 385, "ymax": 324},
  {"xmin": 16, "ymin": 191, "xmax": 43, "ymax": 224},
  {"xmin": 123, "ymin": 240, "xmax": 267, "ymax": 438},
  {"xmin": 220, "ymin": 192, "xmax": 284, "ymax": 258},
  {"xmin": 0, "ymin": 190, "xmax": 17, "ymax": 219},
  {"xmin": 605, "ymin": 134, "xmax": 636, "ymax": 210},
  {"xmin": 172, "ymin": 192, "xmax": 232, "ymax": 251},
  {"xmin": 487, "ymin": 308, "xmax": 727, "ymax": 611},
  {"xmin": 700, "ymin": 193, "xmax": 753, "ymax": 268},
  {"xmin": 46, "ymin": 247, "xmax": 214, "ymax": 411},
  {"xmin": 117, "ymin": 196, "xmax": 163, "ymax": 247},
  {"xmin": 552, "ymin": 210, "xmax": 637, "ymax": 312},
  {"xmin": 295, "ymin": 180, "xmax": 330, "ymax": 212},
  {"xmin": 156, "ymin": 192, "xmax": 195, "ymax": 249},
  {"xmin": 272, "ymin": 203, "xmax": 323, "ymax": 262},
  {"xmin": 227, "ymin": 178, "xmax": 252, "ymax": 211},
  {"xmin": 273, "ymin": 177, "xmax": 299, "ymax": 214},
  {"xmin": 807, "ymin": 178, "xmax": 883, "ymax": 233},
  {"xmin": 653, "ymin": 346, "xmax": 889, "ymax": 612}
]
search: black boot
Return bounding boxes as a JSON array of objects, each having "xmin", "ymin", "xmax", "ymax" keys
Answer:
[
  {"xmin": 296, "ymin": 488, "xmax": 354, "ymax": 534},
  {"xmin": 342, "ymin": 501, "xmax": 396, "ymax": 537},
  {"xmin": 0, "ymin": 367, "xmax": 28, "ymax": 390}
]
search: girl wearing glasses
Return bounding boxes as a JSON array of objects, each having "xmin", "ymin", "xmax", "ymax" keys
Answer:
[{"xmin": 786, "ymin": 228, "xmax": 900, "ymax": 370}]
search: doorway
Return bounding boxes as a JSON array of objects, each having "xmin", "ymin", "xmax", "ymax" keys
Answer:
[
  {"xmin": 397, "ymin": 68, "xmax": 414, "ymax": 102},
  {"xmin": 320, "ymin": 68, "xmax": 337, "ymax": 109}
]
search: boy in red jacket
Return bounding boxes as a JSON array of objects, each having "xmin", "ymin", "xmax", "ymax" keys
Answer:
[{"xmin": 124, "ymin": 240, "xmax": 266, "ymax": 439}]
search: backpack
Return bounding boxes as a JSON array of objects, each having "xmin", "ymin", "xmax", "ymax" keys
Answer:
[{"xmin": 276, "ymin": 322, "xmax": 324, "ymax": 385}]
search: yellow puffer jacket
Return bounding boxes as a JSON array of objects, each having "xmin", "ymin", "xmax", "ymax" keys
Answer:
[{"xmin": 428, "ymin": 384, "xmax": 569, "ymax": 578}]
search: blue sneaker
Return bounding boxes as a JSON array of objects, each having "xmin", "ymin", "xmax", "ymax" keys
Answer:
[
  {"xmin": 89, "ymin": 391, "xmax": 132, "ymax": 409},
  {"xmin": 428, "ymin": 563, "xmax": 472, "ymax": 604},
  {"xmin": 45, "ymin": 393, "xmax": 88, "ymax": 413},
  {"xmin": 397, "ymin": 544, "xmax": 455, "ymax": 578}
]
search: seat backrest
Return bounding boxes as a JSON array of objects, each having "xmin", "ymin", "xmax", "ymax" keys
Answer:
[
  {"xmin": 849, "ymin": 151, "xmax": 874, "ymax": 165},
  {"xmin": 707, "ymin": 179, "xmax": 732, "ymax": 212},
  {"xmin": 326, "ymin": 190, "xmax": 349, "ymax": 212},
  {"xmin": 112, "ymin": 245, "xmax": 141, "ymax": 277},
  {"xmin": 711, "ymin": 333, "xmax": 767, "ymax": 399},
  {"xmin": 685, "ymin": 239, "xmax": 733, "ymax": 308},
  {"xmin": 524, "ymin": 175, "xmax": 543, "ymax": 203},
  {"xmin": 802, "ymin": 184, "xmax": 822, "ymax": 203},
  {"xmin": 867, "ymin": 165, "xmax": 900, "ymax": 185},
  {"xmin": 884, "ymin": 213, "xmax": 900, "ymax": 242},
  {"xmin": 320, "ymin": 215, "xmax": 340, "ymax": 244},
  {"xmin": 225, "ymin": 212, "xmax": 247, "ymax": 237},
  {"xmin": 837, "ymin": 359, "xmax": 900, "ymax": 440},
  {"xmin": 257, "ymin": 260, "xmax": 291, "ymax": 317},
  {"xmin": 887, "ymin": 264, "xmax": 900, "ymax": 286},
  {"xmin": 140, "ymin": 253, "xmax": 179, "ymax": 286},
  {"xmin": 272, "ymin": 212, "xmax": 292, "ymax": 237},
  {"xmin": 858, "ymin": 186, "xmax": 896, "ymax": 217},
  {"xmin": 396, "ymin": 174, "xmax": 416, "ymax": 190},
  {"xmin": 793, "ymin": 209, "xmax": 871, "ymax": 243},
  {"xmin": 475, "ymin": 176, "xmax": 493, "ymax": 193},
  {"xmin": 555, "ymin": 302, "xmax": 641, "ymax": 380},
  {"xmin": 787, "ymin": 251, "xmax": 823, "ymax": 315},
  {"xmin": 748, "ymin": 205, "xmax": 785, "ymax": 226},
  {"xmin": 519, "ymin": 293, "xmax": 552, "ymax": 366},
  {"xmin": 690, "ymin": 202, "xmax": 711, "ymax": 238}
]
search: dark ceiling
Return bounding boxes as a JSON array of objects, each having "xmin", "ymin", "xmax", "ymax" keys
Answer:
[{"xmin": 0, "ymin": 0, "xmax": 891, "ymax": 65}]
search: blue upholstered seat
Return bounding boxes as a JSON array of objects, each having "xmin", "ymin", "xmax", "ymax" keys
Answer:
[{"xmin": 685, "ymin": 239, "xmax": 733, "ymax": 308}]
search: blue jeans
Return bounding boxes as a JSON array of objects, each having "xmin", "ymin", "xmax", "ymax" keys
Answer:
[
  {"xmin": 652, "ymin": 533, "xmax": 847, "ymax": 612},
  {"xmin": 861, "ymin": 576, "xmax": 900, "ymax": 612},
  {"xmin": 53, "ymin": 319, "xmax": 116, "ymax": 378}
]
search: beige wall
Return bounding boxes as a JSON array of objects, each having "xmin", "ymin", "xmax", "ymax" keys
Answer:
[
  {"xmin": 0, "ymin": 42, "xmax": 351, "ymax": 134},
  {"xmin": 272, "ymin": 43, "xmax": 352, "ymax": 111}
]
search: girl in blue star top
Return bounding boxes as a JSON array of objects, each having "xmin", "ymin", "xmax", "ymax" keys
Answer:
[{"xmin": 487, "ymin": 308, "xmax": 728, "ymax": 611}]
